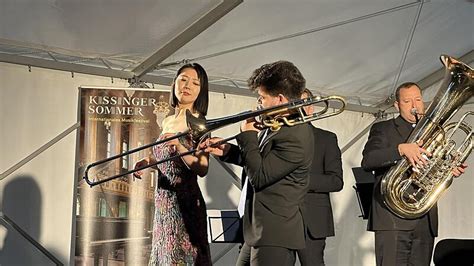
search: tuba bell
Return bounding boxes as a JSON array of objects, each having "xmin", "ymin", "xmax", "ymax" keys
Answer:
[{"xmin": 381, "ymin": 55, "xmax": 473, "ymax": 219}]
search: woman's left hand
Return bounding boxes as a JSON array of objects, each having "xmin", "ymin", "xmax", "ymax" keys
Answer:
[{"xmin": 162, "ymin": 133, "xmax": 185, "ymax": 153}]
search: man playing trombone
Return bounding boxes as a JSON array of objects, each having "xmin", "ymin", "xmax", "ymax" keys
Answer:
[{"xmin": 205, "ymin": 60, "xmax": 314, "ymax": 265}]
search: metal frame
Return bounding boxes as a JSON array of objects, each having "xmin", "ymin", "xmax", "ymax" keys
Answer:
[
  {"xmin": 0, "ymin": 123, "xmax": 77, "ymax": 265},
  {"xmin": 0, "ymin": 52, "xmax": 134, "ymax": 80},
  {"xmin": 0, "ymin": 122, "xmax": 81, "ymax": 181},
  {"xmin": 0, "ymin": 52, "xmax": 388, "ymax": 114},
  {"xmin": 211, "ymin": 156, "xmax": 242, "ymax": 189},
  {"xmin": 132, "ymin": 0, "xmax": 243, "ymax": 78},
  {"xmin": 0, "ymin": 212, "xmax": 63, "ymax": 265},
  {"xmin": 341, "ymin": 118, "xmax": 378, "ymax": 154},
  {"xmin": 0, "ymin": 53, "xmax": 389, "ymax": 117}
]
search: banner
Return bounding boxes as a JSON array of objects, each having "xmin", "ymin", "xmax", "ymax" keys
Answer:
[{"xmin": 75, "ymin": 86, "xmax": 171, "ymax": 265}]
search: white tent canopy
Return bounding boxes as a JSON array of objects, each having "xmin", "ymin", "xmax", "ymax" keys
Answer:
[{"xmin": 1, "ymin": 0, "xmax": 473, "ymax": 109}]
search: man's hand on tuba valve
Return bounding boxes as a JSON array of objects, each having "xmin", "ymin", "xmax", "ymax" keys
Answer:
[
  {"xmin": 398, "ymin": 140, "xmax": 432, "ymax": 168},
  {"xmin": 452, "ymin": 163, "xmax": 468, "ymax": 177}
]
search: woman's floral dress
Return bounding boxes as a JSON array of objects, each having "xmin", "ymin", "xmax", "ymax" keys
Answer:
[{"xmin": 148, "ymin": 111, "xmax": 211, "ymax": 266}]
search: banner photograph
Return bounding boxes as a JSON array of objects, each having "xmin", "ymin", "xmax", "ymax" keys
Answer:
[{"xmin": 76, "ymin": 87, "xmax": 171, "ymax": 265}]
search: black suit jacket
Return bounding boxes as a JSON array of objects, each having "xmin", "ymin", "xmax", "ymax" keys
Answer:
[
  {"xmin": 302, "ymin": 127, "xmax": 343, "ymax": 239},
  {"xmin": 361, "ymin": 116, "xmax": 438, "ymax": 235},
  {"xmin": 222, "ymin": 124, "xmax": 314, "ymax": 249}
]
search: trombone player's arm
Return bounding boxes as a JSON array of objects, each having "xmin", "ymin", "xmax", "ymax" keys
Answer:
[
  {"xmin": 201, "ymin": 137, "xmax": 244, "ymax": 166},
  {"xmin": 202, "ymin": 117, "xmax": 261, "ymax": 166},
  {"xmin": 237, "ymin": 125, "xmax": 310, "ymax": 191}
]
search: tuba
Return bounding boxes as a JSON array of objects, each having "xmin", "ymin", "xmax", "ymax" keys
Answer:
[{"xmin": 381, "ymin": 55, "xmax": 473, "ymax": 219}]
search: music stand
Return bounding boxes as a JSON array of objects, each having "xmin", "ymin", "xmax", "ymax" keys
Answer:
[
  {"xmin": 433, "ymin": 239, "xmax": 474, "ymax": 265},
  {"xmin": 352, "ymin": 167, "xmax": 375, "ymax": 219},
  {"xmin": 207, "ymin": 210, "xmax": 243, "ymax": 243}
]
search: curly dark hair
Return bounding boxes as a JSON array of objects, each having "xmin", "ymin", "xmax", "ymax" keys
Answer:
[{"xmin": 247, "ymin": 60, "xmax": 306, "ymax": 101}]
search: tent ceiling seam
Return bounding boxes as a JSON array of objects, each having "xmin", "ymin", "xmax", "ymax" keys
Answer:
[
  {"xmin": 46, "ymin": 51, "xmax": 58, "ymax": 62},
  {"xmin": 100, "ymin": 58, "xmax": 112, "ymax": 69},
  {"xmin": 0, "ymin": 38, "xmax": 140, "ymax": 63},
  {"xmin": 133, "ymin": 0, "xmax": 243, "ymax": 78},
  {"xmin": 157, "ymin": 1, "xmax": 422, "ymax": 68},
  {"xmin": 386, "ymin": 0, "xmax": 424, "ymax": 108},
  {"xmin": 0, "ymin": 52, "xmax": 397, "ymax": 115},
  {"xmin": 152, "ymin": 2, "xmax": 424, "ymax": 100}
]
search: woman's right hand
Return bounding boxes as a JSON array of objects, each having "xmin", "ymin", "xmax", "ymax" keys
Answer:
[{"xmin": 133, "ymin": 158, "xmax": 149, "ymax": 179}]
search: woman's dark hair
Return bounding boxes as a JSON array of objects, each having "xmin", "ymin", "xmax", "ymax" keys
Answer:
[
  {"xmin": 170, "ymin": 63, "xmax": 209, "ymax": 116},
  {"xmin": 247, "ymin": 60, "xmax": 306, "ymax": 101}
]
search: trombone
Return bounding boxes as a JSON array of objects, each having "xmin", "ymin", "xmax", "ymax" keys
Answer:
[{"xmin": 83, "ymin": 95, "xmax": 346, "ymax": 187}]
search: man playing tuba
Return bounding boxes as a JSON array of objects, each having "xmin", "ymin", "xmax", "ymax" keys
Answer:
[{"xmin": 361, "ymin": 82, "xmax": 467, "ymax": 266}]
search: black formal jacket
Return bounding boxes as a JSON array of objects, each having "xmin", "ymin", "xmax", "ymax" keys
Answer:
[
  {"xmin": 222, "ymin": 124, "xmax": 314, "ymax": 249},
  {"xmin": 361, "ymin": 116, "xmax": 438, "ymax": 236},
  {"xmin": 302, "ymin": 127, "xmax": 343, "ymax": 239}
]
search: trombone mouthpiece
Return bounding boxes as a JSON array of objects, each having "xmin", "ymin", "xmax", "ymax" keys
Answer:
[{"xmin": 410, "ymin": 108, "xmax": 418, "ymax": 115}]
